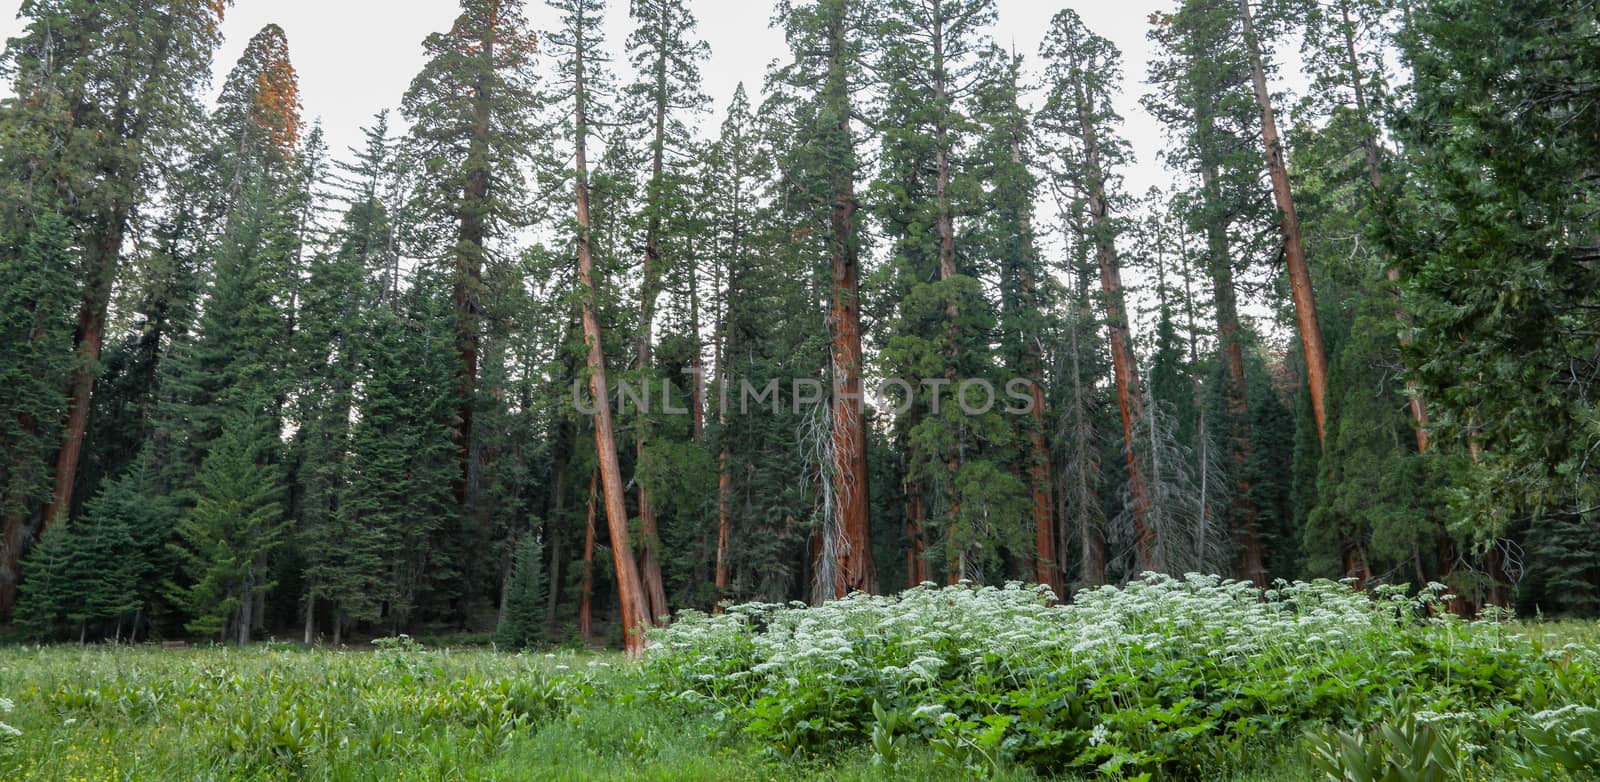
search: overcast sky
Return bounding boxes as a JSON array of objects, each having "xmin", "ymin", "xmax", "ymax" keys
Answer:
[{"xmin": 0, "ymin": 1, "xmax": 1189, "ymax": 194}]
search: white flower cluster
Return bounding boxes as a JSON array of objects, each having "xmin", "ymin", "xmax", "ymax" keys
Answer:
[
  {"xmin": 644, "ymin": 574, "xmax": 1468, "ymax": 707},
  {"xmin": 0, "ymin": 695, "xmax": 17, "ymax": 740}
]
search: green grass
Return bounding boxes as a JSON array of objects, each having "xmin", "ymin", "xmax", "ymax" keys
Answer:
[
  {"xmin": 4, "ymin": 586, "xmax": 1598, "ymax": 782},
  {"xmin": 0, "ymin": 643, "xmax": 1324, "ymax": 781}
]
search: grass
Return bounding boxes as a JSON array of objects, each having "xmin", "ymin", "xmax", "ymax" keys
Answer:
[
  {"xmin": 3, "ymin": 579, "xmax": 1598, "ymax": 781},
  {"xmin": 0, "ymin": 642, "xmax": 1325, "ymax": 781}
]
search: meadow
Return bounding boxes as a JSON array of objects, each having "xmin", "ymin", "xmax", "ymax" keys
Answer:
[{"xmin": 4, "ymin": 577, "xmax": 1600, "ymax": 781}]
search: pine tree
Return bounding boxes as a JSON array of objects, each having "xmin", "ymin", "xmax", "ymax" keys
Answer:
[
  {"xmin": 167, "ymin": 413, "xmax": 287, "ymax": 644},
  {"xmin": 495, "ymin": 532, "xmax": 546, "ymax": 649},
  {"xmin": 546, "ymin": 0, "xmax": 652, "ymax": 656},
  {"xmin": 403, "ymin": 0, "xmax": 543, "ymax": 512},
  {"xmin": 1040, "ymin": 10, "xmax": 1155, "ymax": 571},
  {"xmin": 0, "ymin": 0, "xmax": 227, "ymax": 618}
]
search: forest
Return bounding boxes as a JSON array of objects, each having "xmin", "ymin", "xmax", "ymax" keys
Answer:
[{"xmin": 0, "ymin": 0, "xmax": 1597, "ymax": 659}]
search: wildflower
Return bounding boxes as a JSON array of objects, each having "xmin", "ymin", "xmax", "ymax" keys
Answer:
[{"xmin": 1090, "ymin": 724, "xmax": 1109, "ymax": 747}]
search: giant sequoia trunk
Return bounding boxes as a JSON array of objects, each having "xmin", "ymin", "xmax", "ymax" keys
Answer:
[
  {"xmin": 828, "ymin": 188, "xmax": 875, "ymax": 597},
  {"xmin": 1237, "ymin": 0, "xmax": 1330, "ymax": 449},
  {"xmin": 1072, "ymin": 77, "xmax": 1153, "ymax": 572},
  {"xmin": 42, "ymin": 199, "xmax": 131, "ymax": 535},
  {"xmin": 1201, "ymin": 163, "xmax": 1266, "ymax": 587},
  {"xmin": 573, "ymin": 47, "xmax": 650, "ymax": 657},
  {"xmin": 822, "ymin": 7, "xmax": 875, "ymax": 598},
  {"xmin": 1003, "ymin": 135, "xmax": 1061, "ymax": 595},
  {"xmin": 450, "ymin": 18, "xmax": 495, "ymax": 510},
  {"xmin": 632, "ymin": 27, "xmax": 674, "ymax": 625},
  {"xmin": 1334, "ymin": 0, "xmax": 1431, "ymax": 454}
]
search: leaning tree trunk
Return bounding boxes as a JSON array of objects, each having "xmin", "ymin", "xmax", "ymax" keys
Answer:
[
  {"xmin": 573, "ymin": 44, "xmax": 650, "ymax": 657},
  {"xmin": 1238, "ymin": 0, "xmax": 1330, "ymax": 449}
]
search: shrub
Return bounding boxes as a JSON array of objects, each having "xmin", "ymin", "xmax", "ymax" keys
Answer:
[{"xmin": 644, "ymin": 576, "xmax": 1588, "ymax": 780}]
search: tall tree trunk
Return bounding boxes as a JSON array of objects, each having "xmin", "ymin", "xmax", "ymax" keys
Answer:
[
  {"xmin": 1335, "ymin": 0, "xmax": 1430, "ymax": 454},
  {"xmin": 452, "ymin": 16, "xmax": 495, "ymax": 510},
  {"xmin": 930, "ymin": 1, "xmax": 967, "ymax": 572},
  {"xmin": 1067, "ymin": 290, "xmax": 1107, "ymax": 587},
  {"xmin": 1004, "ymin": 134, "xmax": 1060, "ymax": 595},
  {"xmin": 578, "ymin": 467, "xmax": 598, "ymax": 640},
  {"xmin": 43, "ymin": 200, "xmax": 130, "ymax": 530},
  {"xmin": 1238, "ymin": 0, "xmax": 1329, "ymax": 448},
  {"xmin": 1073, "ymin": 78, "xmax": 1153, "ymax": 571},
  {"xmin": 303, "ymin": 591, "xmax": 316, "ymax": 645},
  {"xmin": 633, "ymin": 29, "xmax": 673, "ymax": 626},
  {"xmin": 12, "ymin": 199, "xmax": 131, "ymax": 620},
  {"xmin": 574, "ymin": 45, "xmax": 650, "ymax": 657},
  {"xmin": 689, "ymin": 242, "xmax": 705, "ymax": 442},
  {"xmin": 1198, "ymin": 156, "xmax": 1265, "ymax": 586},
  {"xmin": 822, "ymin": 6, "xmax": 874, "ymax": 598},
  {"xmin": 905, "ymin": 483, "xmax": 929, "ymax": 586},
  {"xmin": 712, "ymin": 228, "xmax": 734, "ymax": 612},
  {"xmin": 544, "ymin": 452, "xmax": 566, "ymax": 633},
  {"xmin": 238, "ymin": 580, "xmax": 254, "ymax": 646}
]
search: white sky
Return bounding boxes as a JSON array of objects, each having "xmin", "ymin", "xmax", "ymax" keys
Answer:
[{"xmin": 0, "ymin": 0, "xmax": 1183, "ymax": 194}]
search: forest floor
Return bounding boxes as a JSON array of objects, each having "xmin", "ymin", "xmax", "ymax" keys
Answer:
[{"xmin": 1, "ymin": 616, "xmax": 1597, "ymax": 780}]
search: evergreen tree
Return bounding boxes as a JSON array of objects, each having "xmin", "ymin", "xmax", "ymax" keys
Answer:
[
  {"xmin": 1039, "ymin": 9, "xmax": 1154, "ymax": 571},
  {"xmin": 51, "ymin": 473, "xmax": 145, "ymax": 641},
  {"xmin": 167, "ymin": 414, "xmax": 287, "ymax": 644},
  {"xmin": 624, "ymin": 0, "xmax": 711, "ymax": 625},
  {"xmin": 1145, "ymin": 0, "xmax": 1281, "ymax": 586},
  {"xmin": 495, "ymin": 533, "xmax": 546, "ymax": 649},
  {"xmin": 546, "ymin": 0, "xmax": 652, "ymax": 656},
  {"xmin": 1390, "ymin": 0, "xmax": 1600, "ymax": 609},
  {"xmin": 770, "ymin": 0, "xmax": 878, "ymax": 599},
  {"xmin": 0, "ymin": 210, "xmax": 76, "ymax": 619},
  {"xmin": 403, "ymin": 0, "xmax": 543, "ymax": 513},
  {"xmin": 0, "ymin": 0, "xmax": 228, "ymax": 619}
]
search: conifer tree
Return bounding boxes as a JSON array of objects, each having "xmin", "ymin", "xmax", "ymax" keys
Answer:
[
  {"xmin": 624, "ymin": 0, "xmax": 710, "ymax": 624},
  {"xmin": 547, "ymin": 0, "xmax": 652, "ymax": 656},
  {"xmin": 770, "ymin": 0, "xmax": 877, "ymax": 598},
  {"xmin": 495, "ymin": 533, "xmax": 546, "ymax": 649},
  {"xmin": 167, "ymin": 413, "xmax": 287, "ymax": 645},
  {"xmin": 404, "ymin": 0, "xmax": 542, "ymax": 511},
  {"xmin": 0, "ymin": 0, "xmax": 228, "ymax": 618},
  {"xmin": 1040, "ymin": 10, "xmax": 1155, "ymax": 571},
  {"xmin": 1146, "ymin": 0, "xmax": 1278, "ymax": 586},
  {"xmin": 0, "ymin": 210, "xmax": 76, "ymax": 619}
]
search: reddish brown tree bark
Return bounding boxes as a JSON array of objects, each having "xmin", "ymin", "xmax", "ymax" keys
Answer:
[
  {"xmin": 905, "ymin": 487, "xmax": 929, "ymax": 587},
  {"xmin": 1002, "ymin": 128, "xmax": 1061, "ymax": 595},
  {"xmin": 572, "ymin": 39, "xmax": 650, "ymax": 657},
  {"xmin": 829, "ymin": 192, "xmax": 875, "ymax": 597},
  {"xmin": 631, "ymin": 15, "xmax": 674, "ymax": 625},
  {"xmin": 578, "ymin": 468, "xmax": 598, "ymax": 640},
  {"xmin": 1238, "ymin": 0, "xmax": 1330, "ymax": 449},
  {"xmin": 818, "ymin": 5, "xmax": 874, "ymax": 599},
  {"xmin": 1069, "ymin": 73, "xmax": 1153, "ymax": 571}
]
